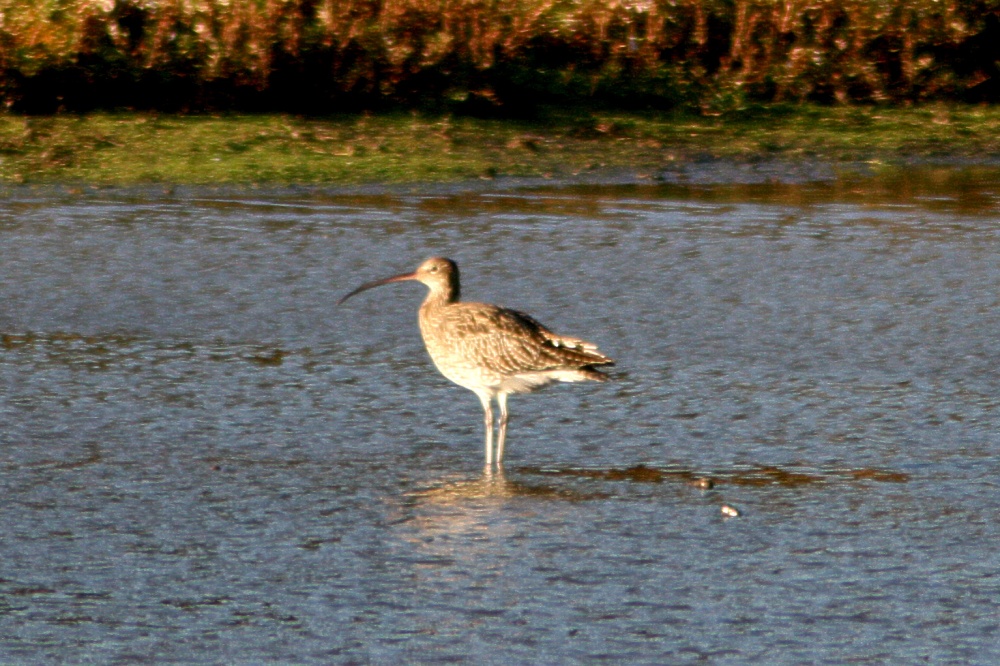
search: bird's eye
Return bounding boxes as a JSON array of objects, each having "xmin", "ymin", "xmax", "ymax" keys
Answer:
[{"xmin": 428, "ymin": 265, "xmax": 438, "ymax": 272}]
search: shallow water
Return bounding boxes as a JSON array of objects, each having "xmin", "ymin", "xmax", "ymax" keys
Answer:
[{"xmin": 1, "ymin": 174, "xmax": 999, "ymax": 663}]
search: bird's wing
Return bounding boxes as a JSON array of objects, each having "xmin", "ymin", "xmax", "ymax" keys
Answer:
[
  {"xmin": 444, "ymin": 302, "xmax": 614, "ymax": 375},
  {"xmin": 505, "ymin": 310, "xmax": 613, "ymax": 362}
]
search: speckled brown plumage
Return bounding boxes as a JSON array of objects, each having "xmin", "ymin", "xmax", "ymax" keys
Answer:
[{"xmin": 340, "ymin": 257, "xmax": 614, "ymax": 466}]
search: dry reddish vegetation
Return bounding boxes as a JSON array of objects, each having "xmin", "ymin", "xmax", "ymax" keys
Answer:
[{"xmin": 1, "ymin": 0, "xmax": 999, "ymax": 113}]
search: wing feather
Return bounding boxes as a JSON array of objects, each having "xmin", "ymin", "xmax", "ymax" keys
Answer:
[{"xmin": 435, "ymin": 302, "xmax": 614, "ymax": 375}]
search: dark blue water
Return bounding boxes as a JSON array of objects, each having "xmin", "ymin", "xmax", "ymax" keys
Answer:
[{"xmin": 1, "ymin": 178, "xmax": 998, "ymax": 663}]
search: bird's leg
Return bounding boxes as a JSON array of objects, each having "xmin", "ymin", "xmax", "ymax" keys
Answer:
[
  {"xmin": 477, "ymin": 393, "xmax": 494, "ymax": 466},
  {"xmin": 496, "ymin": 393, "xmax": 509, "ymax": 464}
]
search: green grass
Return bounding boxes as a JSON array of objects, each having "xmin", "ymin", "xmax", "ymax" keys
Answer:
[{"xmin": 1, "ymin": 105, "xmax": 999, "ymax": 185}]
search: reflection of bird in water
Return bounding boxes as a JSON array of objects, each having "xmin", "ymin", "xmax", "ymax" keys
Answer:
[
  {"xmin": 340, "ymin": 257, "xmax": 614, "ymax": 467},
  {"xmin": 410, "ymin": 467, "xmax": 532, "ymax": 501},
  {"xmin": 410, "ymin": 468, "xmax": 603, "ymax": 504}
]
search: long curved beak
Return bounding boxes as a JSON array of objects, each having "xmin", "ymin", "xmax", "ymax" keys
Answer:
[{"xmin": 338, "ymin": 271, "xmax": 418, "ymax": 305}]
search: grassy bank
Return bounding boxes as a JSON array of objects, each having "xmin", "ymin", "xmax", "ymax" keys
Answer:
[{"xmin": 1, "ymin": 105, "xmax": 1000, "ymax": 185}]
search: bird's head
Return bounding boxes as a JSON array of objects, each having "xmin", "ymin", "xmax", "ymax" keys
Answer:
[{"xmin": 338, "ymin": 257, "xmax": 460, "ymax": 305}]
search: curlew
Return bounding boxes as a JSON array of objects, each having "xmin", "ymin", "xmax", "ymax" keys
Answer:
[{"xmin": 339, "ymin": 257, "xmax": 613, "ymax": 466}]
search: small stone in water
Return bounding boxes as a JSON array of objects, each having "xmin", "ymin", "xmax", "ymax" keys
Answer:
[{"xmin": 721, "ymin": 504, "xmax": 741, "ymax": 518}]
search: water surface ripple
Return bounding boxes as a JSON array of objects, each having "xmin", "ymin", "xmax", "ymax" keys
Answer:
[{"xmin": 1, "ymin": 180, "xmax": 998, "ymax": 663}]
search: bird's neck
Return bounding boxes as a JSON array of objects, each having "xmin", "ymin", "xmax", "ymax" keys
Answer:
[{"xmin": 423, "ymin": 283, "xmax": 459, "ymax": 308}]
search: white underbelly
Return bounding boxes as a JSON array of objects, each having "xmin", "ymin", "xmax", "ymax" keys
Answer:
[{"xmin": 427, "ymin": 353, "xmax": 571, "ymax": 396}]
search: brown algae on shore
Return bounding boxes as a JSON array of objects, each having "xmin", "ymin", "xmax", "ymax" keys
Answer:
[{"xmin": 520, "ymin": 464, "xmax": 910, "ymax": 488}]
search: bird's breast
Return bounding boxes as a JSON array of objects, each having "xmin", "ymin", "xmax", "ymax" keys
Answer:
[{"xmin": 418, "ymin": 304, "xmax": 501, "ymax": 390}]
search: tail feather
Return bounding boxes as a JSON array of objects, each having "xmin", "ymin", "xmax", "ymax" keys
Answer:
[
  {"xmin": 543, "ymin": 333, "xmax": 613, "ymax": 366},
  {"xmin": 578, "ymin": 366, "xmax": 611, "ymax": 382}
]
